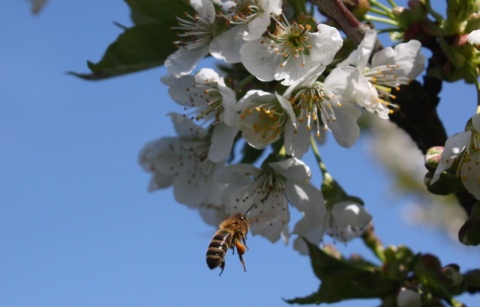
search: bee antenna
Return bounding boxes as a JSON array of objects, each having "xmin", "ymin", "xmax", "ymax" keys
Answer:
[{"xmin": 244, "ymin": 203, "xmax": 256, "ymax": 215}]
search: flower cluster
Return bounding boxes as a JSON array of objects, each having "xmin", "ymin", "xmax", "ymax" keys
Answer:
[{"xmin": 140, "ymin": 0, "xmax": 426, "ymax": 248}]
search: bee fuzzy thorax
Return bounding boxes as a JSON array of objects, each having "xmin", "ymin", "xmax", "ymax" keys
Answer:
[{"xmin": 206, "ymin": 213, "xmax": 250, "ymax": 276}]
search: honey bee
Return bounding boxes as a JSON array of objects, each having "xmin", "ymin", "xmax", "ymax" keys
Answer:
[{"xmin": 206, "ymin": 212, "xmax": 250, "ymax": 276}]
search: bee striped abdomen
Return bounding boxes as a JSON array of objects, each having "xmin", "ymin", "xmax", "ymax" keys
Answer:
[
  {"xmin": 206, "ymin": 213, "xmax": 250, "ymax": 275},
  {"xmin": 206, "ymin": 230, "xmax": 232, "ymax": 271}
]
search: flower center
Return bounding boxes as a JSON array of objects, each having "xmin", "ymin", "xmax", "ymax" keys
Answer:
[
  {"xmin": 290, "ymin": 83, "xmax": 340, "ymax": 137},
  {"xmin": 187, "ymin": 82, "xmax": 225, "ymax": 125},
  {"xmin": 364, "ymin": 64, "xmax": 410, "ymax": 110},
  {"xmin": 458, "ymin": 132, "xmax": 480, "ymax": 182},
  {"xmin": 173, "ymin": 12, "xmax": 214, "ymax": 49},
  {"xmin": 231, "ymin": 0, "xmax": 262, "ymax": 24},
  {"xmin": 240, "ymin": 99, "xmax": 287, "ymax": 142},
  {"xmin": 265, "ymin": 20, "xmax": 312, "ymax": 68}
]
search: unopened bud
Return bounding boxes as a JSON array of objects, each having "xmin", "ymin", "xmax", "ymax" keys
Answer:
[
  {"xmin": 392, "ymin": 6, "xmax": 405, "ymax": 16},
  {"xmin": 440, "ymin": 264, "xmax": 463, "ymax": 286},
  {"xmin": 397, "ymin": 287, "xmax": 421, "ymax": 307},
  {"xmin": 425, "ymin": 146, "xmax": 444, "ymax": 170},
  {"xmin": 341, "ymin": 0, "xmax": 370, "ymax": 19},
  {"xmin": 459, "ymin": 204, "xmax": 480, "ymax": 246}
]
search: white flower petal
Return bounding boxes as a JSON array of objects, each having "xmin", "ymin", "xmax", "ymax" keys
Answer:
[
  {"xmin": 247, "ymin": 193, "xmax": 290, "ymax": 243},
  {"xmin": 310, "ymin": 24, "xmax": 343, "ymax": 65},
  {"xmin": 467, "ymin": 29, "xmax": 480, "ymax": 45},
  {"xmin": 191, "ymin": 0, "xmax": 216, "ymax": 23},
  {"xmin": 210, "ymin": 25, "xmax": 246, "ymax": 63},
  {"xmin": 240, "ymin": 40, "xmax": 281, "ymax": 82},
  {"xmin": 208, "ymin": 123, "xmax": 238, "ymax": 162},
  {"xmin": 215, "ymin": 164, "xmax": 260, "ymax": 182},
  {"xmin": 372, "ymin": 40, "xmax": 425, "ymax": 79},
  {"xmin": 169, "ymin": 113, "xmax": 208, "ymax": 138},
  {"xmin": 460, "ymin": 149, "xmax": 480, "ymax": 200},
  {"xmin": 284, "ymin": 119, "xmax": 311, "ymax": 158},
  {"xmin": 165, "ymin": 45, "xmax": 209, "ymax": 78},
  {"xmin": 327, "ymin": 201, "xmax": 372, "ymax": 242},
  {"xmin": 327, "ymin": 103, "xmax": 361, "ymax": 148},
  {"xmin": 472, "ymin": 113, "xmax": 480, "ymax": 131},
  {"xmin": 356, "ymin": 30, "xmax": 377, "ymax": 71},
  {"xmin": 431, "ymin": 131, "xmax": 471, "ymax": 183},
  {"xmin": 269, "ymin": 158, "xmax": 312, "ymax": 182},
  {"xmin": 194, "ymin": 68, "xmax": 220, "ymax": 83}
]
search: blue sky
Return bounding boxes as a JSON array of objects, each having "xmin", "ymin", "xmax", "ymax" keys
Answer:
[{"xmin": 1, "ymin": 1, "xmax": 479, "ymax": 306}]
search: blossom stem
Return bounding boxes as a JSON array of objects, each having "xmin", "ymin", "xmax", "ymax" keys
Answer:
[
  {"xmin": 424, "ymin": 0, "xmax": 444, "ymax": 23},
  {"xmin": 310, "ymin": 134, "xmax": 328, "ymax": 176},
  {"xmin": 364, "ymin": 14, "xmax": 399, "ymax": 26},
  {"xmin": 369, "ymin": 0, "xmax": 392, "ymax": 14},
  {"xmin": 386, "ymin": 0, "xmax": 397, "ymax": 7},
  {"xmin": 368, "ymin": 7, "xmax": 393, "ymax": 18},
  {"xmin": 361, "ymin": 225, "xmax": 386, "ymax": 262},
  {"xmin": 376, "ymin": 27, "xmax": 402, "ymax": 34},
  {"xmin": 237, "ymin": 74, "xmax": 255, "ymax": 91}
]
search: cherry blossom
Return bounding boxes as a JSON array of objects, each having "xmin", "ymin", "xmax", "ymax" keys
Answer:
[
  {"xmin": 240, "ymin": 21, "xmax": 342, "ymax": 85},
  {"xmin": 431, "ymin": 113, "xmax": 480, "ymax": 200},
  {"xmin": 216, "ymin": 157, "xmax": 326, "ymax": 243},
  {"xmin": 327, "ymin": 30, "xmax": 425, "ymax": 119}
]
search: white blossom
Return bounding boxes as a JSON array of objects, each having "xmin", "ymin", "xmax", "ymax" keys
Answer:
[
  {"xmin": 138, "ymin": 113, "xmax": 227, "ymax": 208},
  {"xmin": 326, "ymin": 200, "xmax": 372, "ymax": 243},
  {"xmin": 209, "ymin": 0, "xmax": 282, "ymax": 63},
  {"xmin": 282, "ymin": 66, "xmax": 362, "ymax": 157},
  {"xmin": 240, "ymin": 22, "xmax": 342, "ymax": 85},
  {"xmin": 431, "ymin": 113, "xmax": 480, "ymax": 200},
  {"xmin": 216, "ymin": 157, "xmax": 326, "ymax": 243},
  {"xmin": 165, "ymin": 0, "xmax": 217, "ymax": 77},
  {"xmin": 236, "ymin": 90, "xmax": 296, "ymax": 149},
  {"xmin": 162, "ymin": 68, "xmax": 238, "ymax": 162},
  {"xmin": 328, "ymin": 30, "xmax": 425, "ymax": 119}
]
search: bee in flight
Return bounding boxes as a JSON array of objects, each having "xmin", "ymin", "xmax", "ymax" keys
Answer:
[{"xmin": 206, "ymin": 204, "xmax": 256, "ymax": 276}]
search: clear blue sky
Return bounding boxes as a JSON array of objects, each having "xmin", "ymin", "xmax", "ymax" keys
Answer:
[{"xmin": 1, "ymin": 1, "xmax": 479, "ymax": 306}]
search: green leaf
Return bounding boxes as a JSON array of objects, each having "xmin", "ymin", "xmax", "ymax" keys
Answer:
[
  {"xmin": 285, "ymin": 241, "xmax": 398, "ymax": 304},
  {"xmin": 125, "ymin": 0, "xmax": 192, "ymax": 24},
  {"xmin": 71, "ymin": 0, "xmax": 193, "ymax": 80},
  {"xmin": 70, "ymin": 23, "xmax": 175, "ymax": 80}
]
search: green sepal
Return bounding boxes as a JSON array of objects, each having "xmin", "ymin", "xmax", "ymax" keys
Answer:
[{"xmin": 426, "ymin": 171, "xmax": 465, "ymax": 195}]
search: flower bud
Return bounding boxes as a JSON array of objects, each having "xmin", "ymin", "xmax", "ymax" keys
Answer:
[
  {"xmin": 459, "ymin": 204, "xmax": 480, "ymax": 246},
  {"xmin": 440, "ymin": 264, "xmax": 464, "ymax": 286},
  {"xmin": 397, "ymin": 287, "xmax": 421, "ymax": 307},
  {"xmin": 425, "ymin": 146, "xmax": 444, "ymax": 170},
  {"xmin": 341, "ymin": 0, "xmax": 370, "ymax": 19}
]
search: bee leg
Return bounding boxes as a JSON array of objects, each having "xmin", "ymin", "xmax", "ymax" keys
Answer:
[
  {"xmin": 242, "ymin": 236, "xmax": 248, "ymax": 250},
  {"xmin": 218, "ymin": 262, "xmax": 225, "ymax": 276},
  {"xmin": 235, "ymin": 241, "xmax": 247, "ymax": 272}
]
